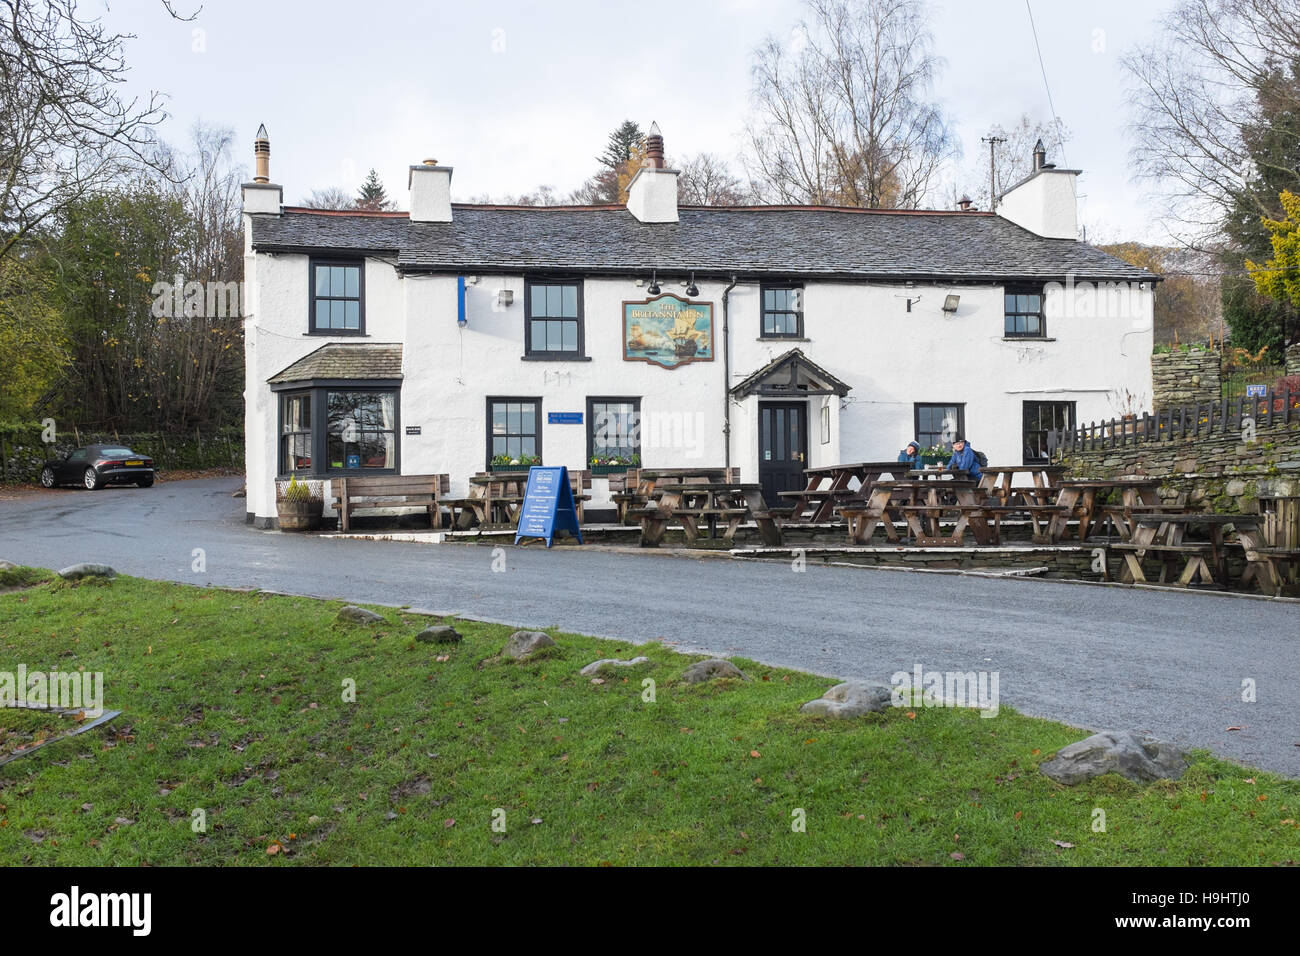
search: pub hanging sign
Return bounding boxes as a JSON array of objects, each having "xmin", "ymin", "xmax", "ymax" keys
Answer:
[{"xmin": 622, "ymin": 293, "xmax": 714, "ymax": 370}]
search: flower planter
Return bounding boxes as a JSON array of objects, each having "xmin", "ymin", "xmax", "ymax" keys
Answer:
[
  {"xmin": 277, "ymin": 499, "xmax": 323, "ymax": 532},
  {"xmin": 920, "ymin": 455, "xmax": 946, "ymax": 466},
  {"xmin": 489, "ymin": 465, "xmax": 534, "ymax": 474},
  {"xmin": 590, "ymin": 464, "xmax": 629, "ymax": 476}
]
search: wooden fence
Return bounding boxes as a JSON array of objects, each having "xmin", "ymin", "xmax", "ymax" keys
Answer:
[{"xmin": 1056, "ymin": 386, "xmax": 1297, "ymax": 453}]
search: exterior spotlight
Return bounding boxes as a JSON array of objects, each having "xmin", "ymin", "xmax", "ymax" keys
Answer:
[
  {"xmin": 942, "ymin": 294, "xmax": 960, "ymax": 314},
  {"xmin": 647, "ymin": 270, "xmax": 660, "ymax": 296},
  {"xmin": 685, "ymin": 272, "xmax": 699, "ymax": 297}
]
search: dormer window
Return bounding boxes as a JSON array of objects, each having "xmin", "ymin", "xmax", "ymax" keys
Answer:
[
  {"xmin": 311, "ymin": 259, "xmax": 364, "ymax": 334},
  {"xmin": 1004, "ymin": 286, "xmax": 1044, "ymax": 338}
]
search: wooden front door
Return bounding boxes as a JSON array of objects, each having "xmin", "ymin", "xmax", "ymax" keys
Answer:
[{"xmin": 759, "ymin": 402, "xmax": 808, "ymax": 506}]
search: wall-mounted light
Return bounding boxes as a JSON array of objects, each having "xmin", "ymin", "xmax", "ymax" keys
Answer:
[
  {"xmin": 634, "ymin": 278, "xmax": 645, "ymax": 287},
  {"xmin": 942, "ymin": 294, "xmax": 960, "ymax": 314},
  {"xmin": 497, "ymin": 288, "xmax": 514, "ymax": 308},
  {"xmin": 685, "ymin": 272, "xmax": 699, "ymax": 297},
  {"xmin": 466, "ymin": 275, "xmax": 480, "ymax": 286},
  {"xmin": 647, "ymin": 270, "xmax": 661, "ymax": 296}
]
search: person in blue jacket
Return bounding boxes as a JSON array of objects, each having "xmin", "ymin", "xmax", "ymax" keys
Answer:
[
  {"xmin": 898, "ymin": 440, "xmax": 923, "ymax": 471},
  {"xmin": 946, "ymin": 436, "xmax": 982, "ymax": 480}
]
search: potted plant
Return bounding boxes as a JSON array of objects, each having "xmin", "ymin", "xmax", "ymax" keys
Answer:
[
  {"xmin": 589, "ymin": 453, "xmax": 639, "ymax": 476},
  {"xmin": 489, "ymin": 453, "xmax": 541, "ymax": 474},
  {"xmin": 276, "ymin": 475, "xmax": 323, "ymax": 531},
  {"xmin": 920, "ymin": 444, "xmax": 949, "ymax": 467}
]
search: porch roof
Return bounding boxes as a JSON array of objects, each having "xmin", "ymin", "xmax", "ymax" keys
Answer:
[
  {"xmin": 268, "ymin": 343, "xmax": 404, "ymax": 384},
  {"xmin": 731, "ymin": 348, "xmax": 851, "ymax": 398}
]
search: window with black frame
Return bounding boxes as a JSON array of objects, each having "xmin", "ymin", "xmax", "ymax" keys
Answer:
[
  {"xmin": 488, "ymin": 399, "xmax": 540, "ymax": 465},
  {"xmin": 914, "ymin": 403, "xmax": 965, "ymax": 453},
  {"xmin": 1022, "ymin": 400, "xmax": 1074, "ymax": 464},
  {"xmin": 326, "ymin": 391, "xmax": 396, "ymax": 471},
  {"xmin": 588, "ymin": 398, "xmax": 641, "ymax": 463},
  {"xmin": 1004, "ymin": 287, "xmax": 1045, "ymax": 337},
  {"xmin": 761, "ymin": 285, "xmax": 803, "ymax": 338},
  {"xmin": 525, "ymin": 280, "xmax": 583, "ymax": 356},
  {"xmin": 310, "ymin": 260, "xmax": 364, "ymax": 333},
  {"xmin": 280, "ymin": 392, "xmax": 312, "ymax": 473}
]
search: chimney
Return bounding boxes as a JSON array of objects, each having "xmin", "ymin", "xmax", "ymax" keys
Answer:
[
  {"xmin": 626, "ymin": 121, "xmax": 679, "ymax": 223},
  {"xmin": 996, "ymin": 139, "xmax": 1080, "ymax": 240},
  {"xmin": 241, "ymin": 123, "xmax": 281, "ymax": 216},
  {"xmin": 409, "ymin": 157, "xmax": 453, "ymax": 223},
  {"xmin": 957, "ymin": 195, "xmax": 974, "ymax": 212}
]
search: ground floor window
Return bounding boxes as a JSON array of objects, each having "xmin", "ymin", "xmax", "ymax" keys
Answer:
[
  {"xmin": 488, "ymin": 398, "xmax": 541, "ymax": 466},
  {"xmin": 587, "ymin": 397, "xmax": 641, "ymax": 464},
  {"xmin": 327, "ymin": 391, "xmax": 396, "ymax": 470},
  {"xmin": 1023, "ymin": 400, "xmax": 1075, "ymax": 464},
  {"xmin": 914, "ymin": 403, "xmax": 965, "ymax": 452},
  {"xmin": 276, "ymin": 386, "xmax": 399, "ymax": 476}
]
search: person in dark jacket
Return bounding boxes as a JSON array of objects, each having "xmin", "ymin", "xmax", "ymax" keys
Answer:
[
  {"xmin": 898, "ymin": 440, "xmax": 923, "ymax": 471},
  {"xmin": 946, "ymin": 436, "xmax": 982, "ymax": 480}
]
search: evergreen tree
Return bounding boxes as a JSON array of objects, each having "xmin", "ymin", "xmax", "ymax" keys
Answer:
[{"xmin": 356, "ymin": 169, "xmax": 393, "ymax": 211}]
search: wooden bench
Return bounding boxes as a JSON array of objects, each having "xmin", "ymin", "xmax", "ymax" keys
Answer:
[
  {"xmin": 979, "ymin": 504, "xmax": 1065, "ymax": 544},
  {"xmin": 332, "ymin": 474, "xmax": 449, "ymax": 532},
  {"xmin": 1239, "ymin": 546, "xmax": 1300, "ymax": 596},
  {"xmin": 1113, "ymin": 541, "xmax": 1217, "ymax": 586}
]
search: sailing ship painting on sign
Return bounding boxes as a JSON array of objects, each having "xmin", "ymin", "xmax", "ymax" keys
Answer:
[{"xmin": 622, "ymin": 294, "xmax": 714, "ymax": 369}]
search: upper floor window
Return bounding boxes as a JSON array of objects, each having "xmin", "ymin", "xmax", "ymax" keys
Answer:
[
  {"xmin": 311, "ymin": 260, "xmax": 364, "ymax": 334},
  {"xmin": 525, "ymin": 280, "xmax": 584, "ymax": 357},
  {"xmin": 762, "ymin": 284, "xmax": 803, "ymax": 338},
  {"xmin": 1004, "ymin": 287, "xmax": 1044, "ymax": 337}
]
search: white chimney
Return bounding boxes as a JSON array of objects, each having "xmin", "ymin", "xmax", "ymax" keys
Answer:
[
  {"xmin": 626, "ymin": 122, "xmax": 679, "ymax": 224},
  {"xmin": 409, "ymin": 159, "xmax": 453, "ymax": 222},
  {"xmin": 997, "ymin": 140, "xmax": 1080, "ymax": 240},
  {"xmin": 241, "ymin": 123, "xmax": 282, "ymax": 215}
]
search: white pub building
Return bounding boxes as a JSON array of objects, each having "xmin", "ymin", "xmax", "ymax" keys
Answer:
[{"xmin": 241, "ymin": 125, "xmax": 1155, "ymax": 527}]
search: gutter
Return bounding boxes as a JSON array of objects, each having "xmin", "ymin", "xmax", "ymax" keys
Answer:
[{"xmin": 721, "ymin": 274, "xmax": 739, "ymax": 471}]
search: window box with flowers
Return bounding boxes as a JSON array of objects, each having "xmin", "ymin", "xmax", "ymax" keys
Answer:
[
  {"xmin": 589, "ymin": 453, "xmax": 640, "ymax": 476},
  {"xmin": 489, "ymin": 453, "xmax": 541, "ymax": 474},
  {"xmin": 920, "ymin": 445, "xmax": 950, "ymax": 466}
]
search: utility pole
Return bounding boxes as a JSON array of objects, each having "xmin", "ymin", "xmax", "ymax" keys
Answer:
[{"xmin": 981, "ymin": 135, "xmax": 1006, "ymax": 211}]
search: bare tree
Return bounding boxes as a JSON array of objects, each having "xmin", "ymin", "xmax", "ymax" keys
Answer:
[
  {"xmin": 677, "ymin": 153, "xmax": 748, "ymax": 205},
  {"xmin": 745, "ymin": 0, "xmax": 958, "ymax": 208},
  {"xmin": 1124, "ymin": 0, "xmax": 1300, "ymax": 242},
  {"xmin": 952, "ymin": 114, "xmax": 1071, "ymax": 211},
  {"xmin": 0, "ymin": 0, "xmax": 179, "ymax": 265},
  {"xmin": 298, "ymin": 186, "xmax": 357, "ymax": 210}
]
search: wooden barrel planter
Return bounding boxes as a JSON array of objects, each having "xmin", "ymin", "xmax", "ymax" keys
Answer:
[{"xmin": 277, "ymin": 499, "xmax": 323, "ymax": 532}]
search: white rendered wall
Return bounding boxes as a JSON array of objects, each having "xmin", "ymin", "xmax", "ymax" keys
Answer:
[
  {"xmin": 244, "ymin": 251, "xmax": 1153, "ymax": 522},
  {"xmin": 997, "ymin": 171, "xmax": 1079, "ymax": 240}
]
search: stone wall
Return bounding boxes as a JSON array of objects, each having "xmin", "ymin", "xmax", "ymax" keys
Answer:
[
  {"xmin": 1057, "ymin": 420, "xmax": 1300, "ymax": 513},
  {"xmin": 1288, "ymin": 341, "xmax": 1300, "ymax": 376},
  {"xmin": 1151, "ymin": 348, "xmax": 1222, "ymax": 410}
]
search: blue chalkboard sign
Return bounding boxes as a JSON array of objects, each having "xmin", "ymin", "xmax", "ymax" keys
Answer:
[{"xmin": 514, "ymin": 466, "xmax": 584, "ymax": 548}]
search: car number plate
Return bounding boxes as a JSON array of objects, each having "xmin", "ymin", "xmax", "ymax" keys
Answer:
[{"xmin": 126, "ymin": 460, "xmax": 144, "ymax": 466}]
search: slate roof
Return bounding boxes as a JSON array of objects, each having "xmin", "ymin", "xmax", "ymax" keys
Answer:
[
  {"xmin": 251, "ymin": 205, "xmax": 1156, "ymax": 282},
  {"xmin": 268, "ymin": 343, "xmax": 403, "ymax": 384}
]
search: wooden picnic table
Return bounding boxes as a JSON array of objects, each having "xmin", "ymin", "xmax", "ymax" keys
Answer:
[
  {"xmin": 450, "ymin": 472, "xmax": 591, "ymax": 529},
  {"xmin": 637, "ymin": 480, "xmax": 781, "ymax": 547},
  {"xmin": 839, "ymin": 478, "xmax": 996, "ymax": 547},
  {"xmin": 1050, "ymin": 478, "xmax": 1162, "ymax": 544},
  {"xmin": 1116, "ymin": 513, "xmax": 1265, "ymax": 589},
  {"xmin": 778, "ymin": 461, "xmax": 913, "ymax": 523},
  {"xmin": 978, "ymin": 465, "xmax": 1066, "ymax": 505}
]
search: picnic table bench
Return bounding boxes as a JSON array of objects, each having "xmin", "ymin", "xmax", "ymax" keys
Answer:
[
  {"xmin": 838, "ymin": 477, "xmax": 995, "ymax": 546},
  {"xmin": 1050, "ymin": 478, "xmax": 1163, "ymax": 543},
  {"xmin": 331, "ymin": 474, "xmax": 449, "ymax": 532},
  {"xmin": 1116, "ymin": 513, "xmax": 1264, "ymax": 588},
  {"xmin": 978, "ymin": 465, "xmax": 1065, "ymax": 506},
  {"xmin": 615, "ymin": 467, "xmax": 737, "ymax": 525},
  {"xmin": 445, "ymin": 470, "xmax": 591, "ymax": 530},
  {"xmin": 779, "ymin": 461, "xmax": 912, "ymax": 523},
  {"xmin": 637, "ymin": 479, "xmax": 780, "ymax": 547}
]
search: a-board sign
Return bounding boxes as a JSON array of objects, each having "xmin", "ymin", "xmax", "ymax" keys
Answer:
[
  {"xmin": 1246, "ymin": 384, "xmax": 1268, "ymax": 398},
  {"xmin": 514, "ymin": 466, "xmax": 583, "ymax": 548}
]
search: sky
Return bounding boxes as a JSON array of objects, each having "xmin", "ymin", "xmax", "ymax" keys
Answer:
[{"xmin": 101, "ymin": 0, "xmax": 1178, "ymax": 243}]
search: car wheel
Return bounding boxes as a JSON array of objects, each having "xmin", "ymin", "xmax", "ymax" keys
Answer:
[
  {"xmin": 83, "ymin": 467, "xmax": 101, "ymax": 490},
  {"xmin": 138, "ymin": 476, "xmax": 154, "ymax": 488},
  {"xmin": 40, "ymin": 466, "xmax": 56, "ymax": 488}
]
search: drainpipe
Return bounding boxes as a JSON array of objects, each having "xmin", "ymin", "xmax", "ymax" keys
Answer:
[{"xmin": 721, "ymin": 274, "xmax": 739, "ymax": 471}]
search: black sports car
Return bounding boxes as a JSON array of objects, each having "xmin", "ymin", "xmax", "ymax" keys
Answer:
[{"xmin": 39, "ymin": 445, "xmax": 155, "ymax": 490}]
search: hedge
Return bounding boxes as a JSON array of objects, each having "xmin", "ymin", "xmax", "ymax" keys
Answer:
[{"xmin": 0, "ymin": 422, "xmax": 243, "ymax": 484}]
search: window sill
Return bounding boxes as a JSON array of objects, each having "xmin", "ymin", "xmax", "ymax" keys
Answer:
[
  {"xmin": 521, "ymin": 354, "xmax": 591, "ymax": 362},
  {"xmin": 307, "ymin": 330, "xmax": 369, "ymax": 336},
  {"xmin": 1002, "ymin": 336, "xmax": 1055, "ymax": 342},
  {"xmin": 758, "ymin": 337, "xmax": 811, "ymax": 342}
]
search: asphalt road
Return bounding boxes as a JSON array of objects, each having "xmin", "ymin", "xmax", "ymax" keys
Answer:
[{"xmin": 1, "ymin": 478, "xmax": 1297, "ymax": 776}]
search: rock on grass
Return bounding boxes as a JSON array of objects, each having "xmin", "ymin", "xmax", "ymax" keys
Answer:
[
  {"xmin": 417, "ymin": 625, "xmax": 462, "ymax": 644},
  {"xmin": 336, "ymin": 605, "xmax": 384, "ymax": 624},
  {"xmin": 681, "ymin": 659, "xmax": 748, "ymax": 683},
  {"xmin": 800, "ymin": 681, "xmax": 893, "ymax": 718},
  {"xmin": 1039, "ymin": 730, "xmax": 1188, "ymax": 785},
  {"xmin": 504, "ymin": 630, "xmax": 555, "ymax": 660},
  {"xmin": 579, "ymin": 656, "xmax": 649, "ymax": 677},
  {"xmin": 57, "ymin": 563, "xmax": 116, "ymax": 580}
]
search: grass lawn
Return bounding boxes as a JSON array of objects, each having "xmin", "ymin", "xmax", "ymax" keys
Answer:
[{"xmin": 1, "ymin": 567, "xmax": 1297, "ymax": 866}]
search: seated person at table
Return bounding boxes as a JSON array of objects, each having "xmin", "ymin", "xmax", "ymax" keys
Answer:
[
  {"xmin": 946, "ymin": 436, "xmax": 983, "ymax": 480},
  {"xmin": 898, "ymin": 440, "xmax": 923, "ymax": 471}
]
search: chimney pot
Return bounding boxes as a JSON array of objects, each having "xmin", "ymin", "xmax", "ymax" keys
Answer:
[
  {"xmin": 423, "ymin": 158, "xmax": 438, "ymax": 166},
  {"xmin": 1032, "ymin": 138, "xmax": 1047, "ymax": 172},
  {"xmin": 645, "ymin": 120, "xmax": 665, "ymax": 170},
  {"xmin": 253, "ymin": 123, "xmax": 270, "ymax": 184}
]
